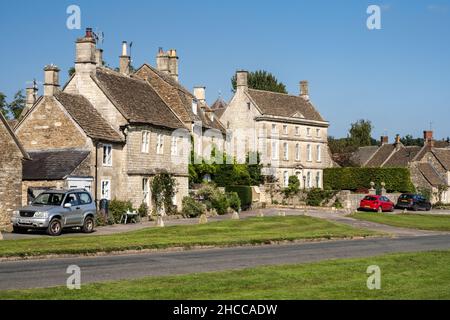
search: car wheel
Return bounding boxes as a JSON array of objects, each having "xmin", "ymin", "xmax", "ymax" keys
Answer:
[
  {"xmin": 412, "ymin": 204, "xmax": 419, "ymax": 212},
  {"xmin": 46, "ymin": 218, "xmax": 63, "ymax": 236},
  {"xmin": 426, "ymin": 204, "xmax": 432, "ymax": 212},
  {"xmin": 82, "ymin": 216, "xmax": 95, "ymax": 233},
  {"xmin": 13, "ymin": 226, "xmax": 27, "ymax": 234}
]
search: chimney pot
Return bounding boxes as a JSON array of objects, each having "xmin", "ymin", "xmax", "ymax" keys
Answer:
[
  {"xmin": 381, "ymin": 136, "xmax": 389, "ymax": 145},
  {"xmin": 85, "ymin": 28, "xmax": 93, "ymax": 38},
  {"xmin": 236, "ymin": 70, "xmax": 248, "ymax": 91},
  {"xmin": 424, "ymin": 131, "xmax": 434, "ymax": 146},
  {"xmin": 300, "ymin": 80, "xmax": 309, "ymax": 100},
  {"xmin": 119, "ymin": 41, "xmax": 130, "ymax": 75}
]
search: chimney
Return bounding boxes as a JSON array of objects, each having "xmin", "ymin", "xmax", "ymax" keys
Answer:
[
  {"xmin": 95, "ymin": 48, "xmax": 104, "ymax": 66},
  {"xmin": 236, "ymin": 71, "xmax": 248, "ymax": 91},
  {"xmin": 43, "ymin": 65, "xmax": 60, "ymax": 97},
  {"xmin": 75, "ymin": 27, "xmax": 97, "ymax": 75},
  {"xmin": 300, "ymin": 80, "xmax": 309, "ymax": 101},
  {"xmin": 119, "ymin": 41, "xmax": 131, "ymax": 75},
  {"xmin": 424, "ymin": 130, "xmax": 434, "ymax": 146},
  {"xmin": 167, "ymin": 49, "xmax": 179, "ymax": 82},
  {"xmin": 25, "ymin": 83, "xmax": 38, "ymax": 109},
  {"xmin": 380, "ymin": 136, "xmax": 389, "ymax": 145},
  {"xmin": 193, "ymin": 86, "xmax": 206, "ymax": 103},
  {"xmin": 395, "ymin": 134, "xmax": 402, "ymax": 150},
  {"xmin": 156, "ymin": 47, "xmax": 169, "ymax": 73}
]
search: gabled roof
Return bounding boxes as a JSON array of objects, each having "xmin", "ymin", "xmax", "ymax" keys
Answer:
[
  {"xmin": 246, "ymin": 89, "xmax": 326, "ymax": 122},
  {"xmin": 351, "ymin": 146, "xmax": 379, "ymax": 166},
  {"xmin": 418, "ymin": 163, "xmax": 446, "ymax": 187},
  {"xmin": 23, "ymin": 149, "xmax": 89, "ymax": 180},
  {"xmin": 383, "ymin": 146, "xmax": 421, "ymax": 167},
  {"xmin": 54, "ymin": 92, "xmax": 123, "ymax": 143},
  {"xmin": 211, "ymin": 98, "xmax": 228, "ymax": 110},
  {"xmin": 0, "ymin": 112, "xmax": 30, "ymax": 160},
  {"xmin": 432, "ymin": 148, "xmax": 450, "ymax": 171},
  {"xmin": 93, "ymin": 68, "xmax": 184, "ymax": 130},
  {"xmin": 365, "ymin": 144, "xmax": 396, "ymax": 167}
]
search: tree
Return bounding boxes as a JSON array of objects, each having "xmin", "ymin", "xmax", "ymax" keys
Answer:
[
  {"xmin": 68, "ymin": 67, "xmax": 76, "ymax": 77},
  {"xmin": 151, "ymin": 172, "xmax": 177, "ymax": 215},
  {"xmin": 231, "ymin": 70, "xmax": 287, "ymax": 94},
  {"xmin": 0, "ymin": 92, "xmax": 7, "ymax": 117},
  {"xmin": 401, "ymin": 134, "xmax": 424, "ymax": 146},
  {"xmin": 8, "ymin": 90, "xmax": 26, "ymax": 119},
  {"xmin": 349, "ymin": 119, "xmax": 374, "ymax": 147}
]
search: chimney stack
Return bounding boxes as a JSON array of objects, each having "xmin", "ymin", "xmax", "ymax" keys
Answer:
[
  {"xmin": 193, "ymin": 86, "xmax": 206, "ymax": 103},
  {"xmin": 25, "ymin": 82, "xmax": 38, "ymax": 109},
  {"xmin": 380, "ymin": 136, "xmax": 389, "ymax": 145},
  {"xmin": 167, "ymin": 49, "xmax": 179, "ymax": 82},
  {"xmin": 156, "ymin": 47, "xmax": 169, "ymax": 73},
  {"xmin": 300, "ymin": 80, "xmax": 309, "ymax": 101},
  {"xmin": 156, "ymin": 48, "xmax": 178, "ymax": 81},
  {"xmin": 395, "ymin": 134, "xmax": 402, "ymax": 150},
  {"xmin": 119, "ymin": 41, "xmax": 131, "ymax": 75},
  {"xmin": 95, "ymin": 48, "xmax": 104, "ymax": 66},
  {"xmin": 75, "ymin": 28, "xmax": 97, "ymax": 75},
  {"xmin": 236, "ymin": 71, "xmax": 248, "ymax": 91},
  {"xmin": 424, "ymin": 130, "xmax": 434, "ymax": 146},
  {"xmin": 43, "ymin": 65, "xmax": 60, "ymax": 97}
]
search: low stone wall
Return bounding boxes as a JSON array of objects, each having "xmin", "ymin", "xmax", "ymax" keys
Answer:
[{"xmin": 336, "ymin": 191, "xmax": 401, "ymax": 210}]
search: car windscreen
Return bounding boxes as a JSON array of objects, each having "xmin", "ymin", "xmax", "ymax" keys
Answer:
[
  {"xmin": 399, "ymin": 194, "xmax": 414, "ymax": 199},
  {"xmin": 363, "ymin": 196, "xmax": 377, "ymax": 201},
  {"xmin": 33, "ymin": 193, "xmax": 64, "ymax": 206}
]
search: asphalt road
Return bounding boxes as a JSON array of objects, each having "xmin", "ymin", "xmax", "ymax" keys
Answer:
[{"xmin": 0, "ymin": 234, "xmax": 449, "ymax": 290}]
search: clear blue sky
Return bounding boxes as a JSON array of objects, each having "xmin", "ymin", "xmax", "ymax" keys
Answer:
[{"xmin": 1, "ymin": 0, "xmax": 449, "ymax": 139}]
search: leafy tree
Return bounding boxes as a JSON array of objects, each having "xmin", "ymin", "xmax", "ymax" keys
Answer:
[
  {"xmin": 349, "ymin": 119, "xmax": 374, "ymax": 147},
  {"xmin": 231, "ymin": 70, "xmax": 287, "ymax": 94},
  {"xmin": 151, "ymin": 172, "xmax": 177, "ymax": 215},
  {"xmin": 401, "ymin": 134, "xmax": 424, "ymax": 146},
  {"xmin": 0, "ymin": 92, "xmax": 7, "ymax": 117},
  {"xmin": 68, "ymin": 67, "xmax": 76, "ymax": 77},
  {"xmin": 8, "ymin": 90, "xmax": 26, "ymax": 119}
]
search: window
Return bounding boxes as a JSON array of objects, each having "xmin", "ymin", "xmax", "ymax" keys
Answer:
[
  {"xmin": 307, "ymin": 128, "xmax": 311, "ymax": 137},
  {"xmin": 316, "ymin": 172, "xmax": 321, "ymax": 188},
  {"xmin": 171, "ymin": 136, "xmax": 178, "ymax": 156},
  {"xmin": 295, "ymin": 144, "xmax": 300, "ymax": 161},
  {"xmin": 272, "ymin": 141, "xmax": 279, "ymax": 160},
  {"xmin": 64, "ymin": 193, "xmax": 79, "ymax": 206},
  {"xmin": 143, "ymin": 178, "xmax": 150, "ymax": 205},
  {"xmin": 141, "ymin": 131, "xmax": 150, "ymax": 153},
  {"xmin": 77, "ymin": 193, "xmax": 92, "ymax": 205},
  {"xmin": 295, "ymin": 126, "xmax": 300, "ymax": 136},
  {"xmin": 271, "ymin": 124, "xmax": 277, "ymax": 135},
  {"xmin": 283, "ymin": 125, "xmax": 288, "ymax": 135},
  {"xmin": 103, "ymin": 144, "xmax": 112, "ymax": 166},
  {"xmin": 192, "ymin": 100, "xmax": 198, "ymax": 115},
  {"xmin": 307, "ymin": 144, "xmax": 312, "ymax": 162},
  {"xmin": 101, "ymin": 180, "xmax": 111, "ymax": 200},
  {"xmin": 156, "ymin": 134, "xmax": 164, "ymax": 154},
  {"xmin": 307, "ymin": 172, "xmax": 312, "ymax": 188},
  {"xmin": 283, "ymin": 171, "xmax": 289, "ymax": 187},
  {"xmin": 316, "ymin": 129, "xmax": 321, "ymax": 138},
  {"xmin": 317, "ymin": 145, "xmax": 322, "ymax": 162},
  {"xmin": 283, "ymin": 142, "xmax": 289, "ymax": 160}
]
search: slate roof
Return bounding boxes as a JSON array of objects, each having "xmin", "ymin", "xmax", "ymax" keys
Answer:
[
  {"xmin": 0, "ymin": 112, "xmax": 30, "ymax": 160},
  {"xmin": 383, "ymin": 146, "xmax": 421, "ymax": 167},
  {"xmin": 93, "ymin": 68, "xmax": 184, "ymax": 129},
  {"xmin": 365, "ymin": 144, "xmax": 396, "ymax": 167},
  {"xmin": 432, "ymin": 148, "xmax": 450, "ymax": 171},
  {"xmin": 211, "ymin": 98, "xmax": 228, "ymax": 110},
  {"xmin": 418, "ymin": 163, "xmax": 446, "ymax": 187},
  {"xmin": 351, "ymin": 146, "xmax": 379, "ymax": 166},
  {"xmin": 247, "ymin": 89, "xmax": 326, "ymax": 122},
  {"xmin": 23, "ymin": 150, "xmax": 90, "ymax": 180},
  {"xmin": 54, "ymin": 92, "xmax": 123, "ymax": 143}
]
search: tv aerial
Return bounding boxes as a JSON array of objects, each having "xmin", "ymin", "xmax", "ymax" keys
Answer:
[{"xmin": 93, "ymin": 28, "xmax": 105, "ymax": 46}]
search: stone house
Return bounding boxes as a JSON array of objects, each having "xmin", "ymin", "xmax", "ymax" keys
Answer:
[
  {"xmin": 219, "ymin": 71, "xmax": 332, "ymax": 189},
  {"xmin": 0, "ymin": 112, "xmax": 29, "ymax": 230},
  {"xmin": 15, "ymin": 29, "xmax": 190, "ymax": 212},
  {"xmin": 352, "ymin": 131, "xmax": 450, "ymax": 203}
]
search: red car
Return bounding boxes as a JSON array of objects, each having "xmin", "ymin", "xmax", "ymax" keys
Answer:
[{"xmin": 358, "ymin": 195, "xmax": 394, "ymax": 212}]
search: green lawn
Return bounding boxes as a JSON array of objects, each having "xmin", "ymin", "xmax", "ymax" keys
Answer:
[
  {"xmin": 1, "ymin": 251, "xmax": 449, "ymax": 300},
  {"xmin": 0, "ymin": 216, "xmax": 377, "ymax": 258},
  {"xmin": 351, "ymin": 212, "xmax": 450, "ymax": 231}
]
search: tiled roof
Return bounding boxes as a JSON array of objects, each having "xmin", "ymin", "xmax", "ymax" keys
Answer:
[
  {"xmin": 432, "ymin": 148, "xmax": 450, "ymax": 171},
  {"xmin": 94, "ymin": 68, "xmax": 184, "ymax": 129},
  {"xmin": 418, "ymin": 163, "xmax": 446, "ymax": 187},
  {"xmin": 365, "ymin": 144, "xmax": 396, "ymax": 167},
  {"xmin": 351, "ymin": 146, "xmax": 379, "ymax": 166},
  {"xmin": 383, "ymin": 146, "xmax": 421, "ymax": 167},
  {"xmin": 0, "ymin": 112, "xmax": 30, "ymax": 160},
  {"xmin": 7, "ymin": 119, "xmax": 18, "ymax": 129},
  {"xmin": 23, "ymin": 150, "xmax": 90, "ymax": 180},
  {"xmin": 55, "ymin": 92, "xmax": 123, "ymax": 143},
  {"xmin": 247, "ymin": 89, "xmax": 326, "ymax": 122},
  {"xmin": 211, "ymin": 98, "xmax": 228, "ymax": 110}
]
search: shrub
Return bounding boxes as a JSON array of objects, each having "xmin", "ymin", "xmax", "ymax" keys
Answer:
[
  {"xmin": 109, "ymin": 199, "xmax": 134, "ymax": 224},
  {"xmin": 138, "ymin": 203, "xmax": 149, "ymax": 217},
  {"xmin": 323, "ymin": 168, "xmax": 415, "ymax": 193},
  {"xmin": 151, "ymin": 172, "xmax": 177, "ymax": 215},
  {"xmin": 227, "ymin": 192, "xmax": 241, "ymax": 212},
  {"xmin": 197, "ymin": 184, "xmax": 230, "ymax": 215},
  {"xmin": 306, "ymin": 188, "xmax": 336, "ymax": 207},
  {"xmin": 226, "ymin": 186, "xmax": 253, "ymax": 210},
  {"xmin": 182, "ymin": 196, "xmax": 205, "ymax": 218},
  {"xmin": 212, "ymin": 192, "xmax": 230, "ymax": 215}
]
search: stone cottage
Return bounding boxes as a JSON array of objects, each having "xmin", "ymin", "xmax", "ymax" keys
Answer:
[
  {"xmin": 15, "ymin": 28, "xmax": 190, "ymax": 212},
  {"xmin": 0, "ymin": 112, "xmax": 29, "ymax": 230},
  {"xmin": 218, "ymin": 71, "xmax": 332, "ymax": 188}
]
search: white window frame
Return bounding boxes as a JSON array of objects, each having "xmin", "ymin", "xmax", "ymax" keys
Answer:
[
  {"xmin": 102, "ymin": 144, "xmax": 112, "ymax": 167},
  {"xmin": 317, "ymin": 145, "xmax": 322, "ymax": 162},
  {"xmin": 316, "ymin": 172, "xmax": 321, "ymax": 188},
  {"xmin": 156, "ymin": 134, "xmax": 164, "ymax": 155},
  {"xmin": 307, "ymin": 172, "xmax": 312, "ymax": 188},
  {"xmin": 101, "ymin": 179, "xmax": 111, "ymax": 200},
  {"xmin": 142, "ymin": 131, "xmax": 150, "ymax": 153},
  {"xmin": 272, "ymin": 141, "xmax": 279, "ymax": 160},
  {"xmin": 316, "ymin": 129, "xmax": 321, "ymax": 138},
  {"xmin": 171, "ymin": 136, "xmax": 178, "ymax": 156},
  {"xmin": 271, "ymin": 124, "xmax": 277, "ymax": 135},
  {"xmin": 307, "ymin": 144, "xmax": 312, "ymax": 162},
  {"xmin": 143, "ymin": 178, "xmax": 150, "ymax": 205},
  {"xmin": 283, "ymin": 142, "xmax": 289, "ymax": 160},
  {"xmin": 283, "ymin": 125, "xmax": 288, "ymax": 135},
  {"xmin": 295, "ymin": 126, "xmax": 300, "ymax": 136},
  {"xmin": 283, "ymin": 171, "xmax": 289, "ymax": 187},
  {"xmin": 295, "ymin": 144, "xmax": 300, "ymax": 161}
]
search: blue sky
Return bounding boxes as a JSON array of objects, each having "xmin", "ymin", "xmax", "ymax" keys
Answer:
[{"xmin": 1, "ymin": 0, "xmax": 449, "ymax": 139}]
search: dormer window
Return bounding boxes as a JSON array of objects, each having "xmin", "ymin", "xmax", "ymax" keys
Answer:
[{"xmin": 192, "ymin": 100, "xmax": 198, "ymax": 115}]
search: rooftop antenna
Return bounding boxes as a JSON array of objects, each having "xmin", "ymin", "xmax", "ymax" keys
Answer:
[
  {"xmin": 25, "ymin": 79, "xmax": 43, "ymax": 88},
  {"xmin": 129, "ymin": 41, "xmax": 133, "ymax": 64},
  {"xmin": 429, "ymin": 121, "xmax": 434, "ymax": 131},
  {"xmin": 93, "ymin": 28, "xmax": 105, "ymax": 47}
]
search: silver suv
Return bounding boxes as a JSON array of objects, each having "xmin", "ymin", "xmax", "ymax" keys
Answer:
[{"xmin": 11, "ymin": 189, "xmax": 97, "ymax": 236}]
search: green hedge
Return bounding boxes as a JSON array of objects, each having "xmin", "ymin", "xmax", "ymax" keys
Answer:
[
  {"xmin": 323, "ymin": 167, "xmax": 415, "ymax": 193},
  {"xmin": 226, "ymin": 186, "xmax": 252, "ymax": 210}
]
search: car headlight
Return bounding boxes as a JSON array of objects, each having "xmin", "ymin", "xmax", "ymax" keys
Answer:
[
  {"xmin": 34, "ymin": 211, "xmax": 49, "ymax": 218},
  {"xmin": 12, "ymin": 210, "xmax": 20, "ymax": 217}
]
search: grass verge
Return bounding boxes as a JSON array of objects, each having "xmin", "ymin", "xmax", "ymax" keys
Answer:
[
  {"xmin": 1, "ymin": 251, "xmax": 449, "ymax": 299},
  {"xmin": 351, "ymin": 212, "xmax": 450, "ymax": 231},
  {"xmin": 0, "ymin": 216, "xmax": 377, "ymax": 258}
]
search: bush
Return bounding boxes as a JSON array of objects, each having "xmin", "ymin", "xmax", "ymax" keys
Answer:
[
  {"xmin": 226, "ymin": 186, "xmax": 253, "ymax": 210},
  {"xmin": 109, "ymin": 199, "xmax": 134, "ymax": 224},
  {"xmin": 138, "ymin": 203, "xmax": 149, "ymax": 217},
  {"xmin": 182, "ymin": 197, "xmax": 205, "ymax": 218},
  {"xmin": 197, "ymin": 184, "xmax": 230, "ymax": 215},
  {"xmin": 212, "ymin": 192, "xmax": 230, "ymax": 215},
  {"xmin": 324, "ymin": 168, "xmax": 415, "ymax": 193},
  {"xmin": 227, "ymin": 192, "xmax": 241, "ymax": 212},
  {"xmin": 306, "ymin": 188, "xmax": 336, "ymax": 207}
]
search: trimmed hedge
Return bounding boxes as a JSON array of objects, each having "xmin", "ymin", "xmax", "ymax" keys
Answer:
[
  {"xmin": 226, "ymin": 186, "xmax": 252, "ymax": 210},
  {"xmin": 323, "ymin": 167, "xmax": 415, "ymax": 193}
]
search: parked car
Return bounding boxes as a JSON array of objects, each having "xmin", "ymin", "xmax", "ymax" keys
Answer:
[
  {"xmin": 358, "ymin": 195, "xmax": 395, "ymax": 212},
  {"xmin": 11, "ymin": 189, "xmax": 97, "ymax": 236},
  {"xmin": 395, "ymin": 194, "xmax": 432, "ymax": 211}
]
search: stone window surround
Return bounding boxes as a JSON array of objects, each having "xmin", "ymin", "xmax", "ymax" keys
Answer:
[
  {"xmin": 141, "ymin": 131, "xmax": 150, "ymax": 153},
  {"xmin": 102, "ymin": 144, "xmax": 113, "ymax": 167},
  {"xmin": 101, "ymin": 179, "xmax": 111, "ymax": 200}
]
